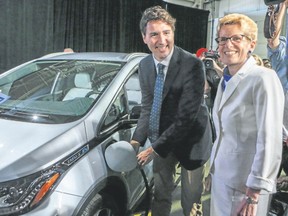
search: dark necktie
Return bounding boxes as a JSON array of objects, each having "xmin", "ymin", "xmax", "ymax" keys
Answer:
[{"xmin": 149, "ymin": 63, "xmax": 165, "ymax": 143}]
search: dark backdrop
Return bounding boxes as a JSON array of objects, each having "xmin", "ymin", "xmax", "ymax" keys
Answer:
[{"xmin": 0, "ymin": 0, "xmax": 209, "ymax": 73}]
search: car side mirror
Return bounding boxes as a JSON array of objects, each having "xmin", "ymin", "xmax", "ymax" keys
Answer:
[
  {"xmin": 130, "ymin": 105, "xmax": 141, "ymax": 119},
  {"xmin": 104, "ymin": 141, "xmax": 137, "ymax": 172}
]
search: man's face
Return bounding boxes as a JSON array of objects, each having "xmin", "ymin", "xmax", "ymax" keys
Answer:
[{"xmin": 142, "ymin": 20, "xmax": 174, "ymax": 61}]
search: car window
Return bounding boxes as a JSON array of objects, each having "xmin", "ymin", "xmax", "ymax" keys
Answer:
[
  {"xmin": 102, "ymin": 89, "xmax": 128, "ymax": 129},
  {"xmin": 124, "ymin": 72, "xmax": 142, "ymax": 111},
  {"xmin": 101, "ymin": 71, "xmax": 141, "ymax": 131},
  {"xmin": 0, "ymin": 60, "xmax": 123, "ymax": 124}
]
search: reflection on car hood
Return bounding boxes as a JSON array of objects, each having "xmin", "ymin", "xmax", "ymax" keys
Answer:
[{"xmin": 0, "ymin": 118, "xmax": 87, "ymax": 181}]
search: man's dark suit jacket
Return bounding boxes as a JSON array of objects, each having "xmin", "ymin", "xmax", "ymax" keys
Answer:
[{"xmin": 132, "ymin": 46, "xmax": 212, "ymax": 170}]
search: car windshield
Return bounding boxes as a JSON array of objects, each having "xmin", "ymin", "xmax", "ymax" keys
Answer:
[{"xmin": 0, "ymin": 60, "xmax": 123, "ymax": 123}]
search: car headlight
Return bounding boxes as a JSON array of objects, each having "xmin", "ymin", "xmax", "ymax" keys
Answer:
[
  {"xmin": 0, "ymin": 169, "xmax": 62, "ymax": 215},
  {"xmin": 0, "ymin": 144, "xmax": 89, "ymax": 215}
]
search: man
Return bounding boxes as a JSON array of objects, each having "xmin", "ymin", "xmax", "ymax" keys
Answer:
[
  {"xmin": 196, "ymin": 47, "xmax": 208, "ymax": 60},
  {"xmin": 267, "ymin": 0, "xmax": 288, "ymax": 128},
  {"xmin": 130, "ymin": 6, "xmax": 212, "ymax": 216},
  {"xmin": 266, "ymin": 0, "xmax": 288, "ymax": 172},
  {"xmin": 264, "ymin": 2, "xmax": 288, "ymax": 214}
]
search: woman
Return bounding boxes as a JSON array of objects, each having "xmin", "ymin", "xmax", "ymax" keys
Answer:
[{"xmin": 209, "ymin": 13, "xmax": 284, "ymax": 216}]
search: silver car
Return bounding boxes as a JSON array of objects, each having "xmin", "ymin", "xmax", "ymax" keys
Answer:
[{"xmin": 0, "ymin": 52, "xmax": 153, "ymax": 216}]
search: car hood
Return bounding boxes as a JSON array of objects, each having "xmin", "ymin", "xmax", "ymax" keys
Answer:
[{"xmin": 0, "ymin": 118, "xmax": 87, "ymax": 181}]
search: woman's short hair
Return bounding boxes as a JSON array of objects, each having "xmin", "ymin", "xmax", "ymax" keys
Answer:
[
  {"xmin": 139, "ymin": 5, "xmax": 176, "ymax": 36},
  {"xmin": 217, "ymin": 13, "xmax": 258, "ymax": 42}
]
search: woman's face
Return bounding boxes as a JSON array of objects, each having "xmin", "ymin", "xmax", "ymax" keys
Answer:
[{"xmin": 217, "ymin": 24, "xmax": 256, "ymax": 75}]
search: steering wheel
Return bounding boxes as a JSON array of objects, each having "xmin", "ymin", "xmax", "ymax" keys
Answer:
[{"xmin": 85, "ymin": 90, "xmax": 99, "ymax": 98}]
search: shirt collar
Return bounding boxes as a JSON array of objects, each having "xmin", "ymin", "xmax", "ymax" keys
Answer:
[{"xmin": 153, "ymin": 46, "xmax": 174, "ymax": 70}]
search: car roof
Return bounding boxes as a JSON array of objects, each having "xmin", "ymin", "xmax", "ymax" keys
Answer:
[{"xmin": 39, "ymin": 52, "xmax": 148, "ymax": 62}]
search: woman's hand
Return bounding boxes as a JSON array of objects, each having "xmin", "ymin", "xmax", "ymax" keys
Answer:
[
  {"xmin": 235, "ymin": 188, "xmax": 260, "ymax": 216},
  {"xmin": 235, "ymin": 198, "xmax": 258, "ymax": 216}
]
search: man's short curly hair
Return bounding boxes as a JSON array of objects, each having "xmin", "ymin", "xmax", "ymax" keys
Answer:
[{"xmin": 139, "ymin": 5, "xmax": 176, "ymax": 36}]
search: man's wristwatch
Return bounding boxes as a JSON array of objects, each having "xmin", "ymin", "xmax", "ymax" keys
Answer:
[{"xmin": 245, "ymin": 196, "xmax": 259, "ymax": 204}]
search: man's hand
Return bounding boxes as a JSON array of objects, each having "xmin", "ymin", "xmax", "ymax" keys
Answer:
[
  {"xmin": 277, "ymin": 175, "xmax": 288, "ymax": 191},
  {"xmin": 285, "ymin": 0, "xmax": 288, "ymax": 8},
  {"xmin": 267, "ymin": 0, "xmax": 288, "ymax": 48},
  {"xmin": 130, "ymin": 140, "xmax": 140, "ymax": 153},
  {"xmin": 136, "ymin": 146, "xmax": 157, "ymax": 166}
]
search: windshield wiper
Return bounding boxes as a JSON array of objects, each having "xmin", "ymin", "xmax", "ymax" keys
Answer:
[{"xmin": 0, "ymin": 109, "xmax": 51, "ymax": 121}]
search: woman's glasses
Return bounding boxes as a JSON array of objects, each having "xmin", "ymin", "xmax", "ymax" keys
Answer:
[{"xmin": 215, "ymin": 34, "xmax": 252, "ymax": 45}]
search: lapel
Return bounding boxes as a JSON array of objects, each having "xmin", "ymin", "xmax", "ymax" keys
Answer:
[
  {"xmin": 146, "ymin": 55, "xmax": 157, "ymax": 91},
  {"xmin": 218, "ymin": 73, "xmax": 242, "ymax": 111},
  {"xmin": 163, "ymin": 47, "xmax": 181, "ymax": 99},
  {"xmin": 217, "ymin": 57, "xmax": 256, "ymax": 111},
  {"xmin": 210, "ymin": 57, "xmax": 256, "ymax": 169}
]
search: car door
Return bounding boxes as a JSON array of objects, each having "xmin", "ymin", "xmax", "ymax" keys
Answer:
[
  {"xmin": 123, "ymin": 71, "xmax": 153, "ymax": 208},
  {"xmin": 98, "ymin": 70, "xmax": 153, "ymax": 209}
]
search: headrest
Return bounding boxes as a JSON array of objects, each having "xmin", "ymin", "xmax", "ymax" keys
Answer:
[{"xmin": 74, "ymin": 73, "xmax": 92, "ymax": 89}]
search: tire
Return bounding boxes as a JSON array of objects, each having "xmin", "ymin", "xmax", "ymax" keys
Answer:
[{"xmin": 80, "ymin": 193, "xmax": 120, "ymax": 216}]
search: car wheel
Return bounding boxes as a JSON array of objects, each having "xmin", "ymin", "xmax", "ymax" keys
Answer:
[{"xmin": 80, "ymin": 193, "xmax": 120, "ymax": 216}]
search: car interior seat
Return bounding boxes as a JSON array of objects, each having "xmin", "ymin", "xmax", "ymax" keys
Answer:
[
  {"xmin": 63, "ymin": 72, "xmax": 93, "ymax": 101},
  {"xmin": 125, "ymin": 73, "xmax": 142, "ymax": 110}
]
